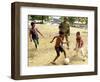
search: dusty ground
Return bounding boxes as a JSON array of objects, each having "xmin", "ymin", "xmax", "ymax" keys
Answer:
[{"xmin": 28, "ymin": 24, "xmax": 88, "ymax": 67}]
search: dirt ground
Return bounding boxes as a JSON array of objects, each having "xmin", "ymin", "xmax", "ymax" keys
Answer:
[{"xmin": 28, "ymin": 24, "xmax": 88, "ymax": 67}]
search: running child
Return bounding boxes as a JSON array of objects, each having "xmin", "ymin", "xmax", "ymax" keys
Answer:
[
  {"xmin": 29, "ymin": 22, "xmax": 44, "ymax": 49},
  {"xmin": 74, "ymin": 31, "xmax": 85, "ymax": 60},
  {"xmin": 50, "ymin": 31, "xmax": 66, "ymax": 64}
]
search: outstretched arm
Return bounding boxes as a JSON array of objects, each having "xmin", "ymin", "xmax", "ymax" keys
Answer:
[
  {"xmin": 36, "ymin": 28, "xmax": 44, "ymax": 37},
  {"xmin": 50, "ymin": 36, "xmax": 57, "ymax": 43}
]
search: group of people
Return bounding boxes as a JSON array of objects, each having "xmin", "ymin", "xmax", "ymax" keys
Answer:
[{"xmin": 29, "ymin": 17, "xmax": 85, "ymax": 64}]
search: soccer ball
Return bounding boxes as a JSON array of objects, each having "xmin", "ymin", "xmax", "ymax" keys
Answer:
[{"xmin": 64, "ymin": 57, "xmax": 70, "ymax": 65}]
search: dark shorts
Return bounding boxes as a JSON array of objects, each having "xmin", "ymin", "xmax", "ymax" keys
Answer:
[
  {"xmin": 32, "ymin": 34, "xmax": 39, "ymax": 40},
  {"xmin": 55, "ymin": 46, "xmax": 64, "ymax": 55}
]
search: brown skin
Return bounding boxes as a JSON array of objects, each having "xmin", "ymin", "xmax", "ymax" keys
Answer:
[
  {"xmin": 50, "ymin": 34, "xmax": 64, "ymax": 47},
  {"xmin": 29, "ymin": 24, "xmax": 44, "ymax": 41},
  {"xmin": 74, "ymin": 33, "xmax": 83, "ymax": 50},
  {"xmin": 50, "ymin": 34, "xmax": 66, "ymax": 63}
]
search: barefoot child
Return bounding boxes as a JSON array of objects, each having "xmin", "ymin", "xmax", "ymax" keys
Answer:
[
  {"xmin": 74, "ymin": 31, "xmax": 85, "ymax": 60},
  {"xmin": 29, "ymin": 22, "xmax": 44, "ymax": 49},
  {"xmin": 50, "ymin": 31, "xmax": 66, "ymax": 64}
]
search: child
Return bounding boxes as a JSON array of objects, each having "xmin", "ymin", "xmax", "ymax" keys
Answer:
[
  {"xmin": 74, "ymin": 31, "xmax": 85, "ymax": 60},
  {"xmin": 50, "ymin": 31, "xmax": 66, "ymax": 64},
  {"xmin": 29, "ymin": 22, "xmax": 44, "ymax": 49}
]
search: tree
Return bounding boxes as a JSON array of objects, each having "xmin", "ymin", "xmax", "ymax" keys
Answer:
[
  {"xmin": 28, "ymin": 15, "xmax": 50, "ymax": 24},
  {"xmin": 60, "ymin": 16, "xmax": 76, "ymax": 25},
  {"xmin": 67, "ymin": 17, "xmax": 76, "ymax": 25},
  {"xmin": 77, "ymin": 17, "xmax": 88, "ymax": 25}
]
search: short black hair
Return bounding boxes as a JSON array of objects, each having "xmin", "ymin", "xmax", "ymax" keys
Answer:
[
  {"xmin": 76, "ymin": 31, "xmax": 80, "ymax": 35},
  {"xmin": 31, "ymin": 22, "xmax": 35, "ymax": 26},
  {"xmin": 59, "ymin": 31, "xmax": 64, "ymax": 35}
]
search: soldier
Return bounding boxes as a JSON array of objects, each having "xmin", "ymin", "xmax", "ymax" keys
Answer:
[{"xmin": 59, "ymin": 17, "xmax": 70, "ymax": 49}]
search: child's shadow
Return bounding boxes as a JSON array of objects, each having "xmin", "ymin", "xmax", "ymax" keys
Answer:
[
  {"xmin": 69, "ymin": 55, "xmax": 83, "ymax": 63},
  {"xmin": 45, "ymin": 62, "xmax": 58, "ymax": 66}
]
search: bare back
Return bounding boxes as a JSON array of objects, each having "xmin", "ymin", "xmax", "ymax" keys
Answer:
[{"xmin": 55, "ymin": 36, "xmax": 63, "ymax": 47}]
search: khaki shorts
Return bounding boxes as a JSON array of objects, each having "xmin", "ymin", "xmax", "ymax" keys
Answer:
[{"xmin": 76, "ymin": 47, "xmax": 84, "ymax": 56}]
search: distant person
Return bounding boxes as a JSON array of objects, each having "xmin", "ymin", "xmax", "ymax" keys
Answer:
[
  {"xmin": 59, "ymin": 17, "xmax": 70, "ymax": 49},
  {"xmin": 50, "ymin": 31, "xmax": 66, "ymax": 64},
  {"xmin": 29, "ymin": 22, "xmax": 44, "ymax": 49},
  {"xmin": 74, "ymin": 31, "xmax": 85, "ymax": 61}
]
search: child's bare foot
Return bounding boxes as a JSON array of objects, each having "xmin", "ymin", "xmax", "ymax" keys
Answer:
[{"xmin": 51, "ymin": 62, "xmax": 56, "ymax": 65}]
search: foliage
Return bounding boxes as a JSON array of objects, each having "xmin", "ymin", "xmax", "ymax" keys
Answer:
[
  {"xmin": 28, "ymin": 15, "xmax": 50, "ymax": 24},
  {"xmin": 28, "ymin": 15, "xmax": 88, "ymax": 25}
]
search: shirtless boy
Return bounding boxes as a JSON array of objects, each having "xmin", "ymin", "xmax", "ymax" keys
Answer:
[{"xmin": 50, "ymin": 31, "xmax": 66, "ymax": 64}]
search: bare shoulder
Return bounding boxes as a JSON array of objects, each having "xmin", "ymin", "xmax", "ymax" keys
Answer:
[
  {"xmin": 30, "ymin": 28, "xmax": 32, "ymax": 31},
  {"xmin": 54, "ymin": 36, "xmax": 58, "ymax": 38},
  {"xmin": 57, "ymin": 36, "xmax": 62, "ymax": 40}
]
